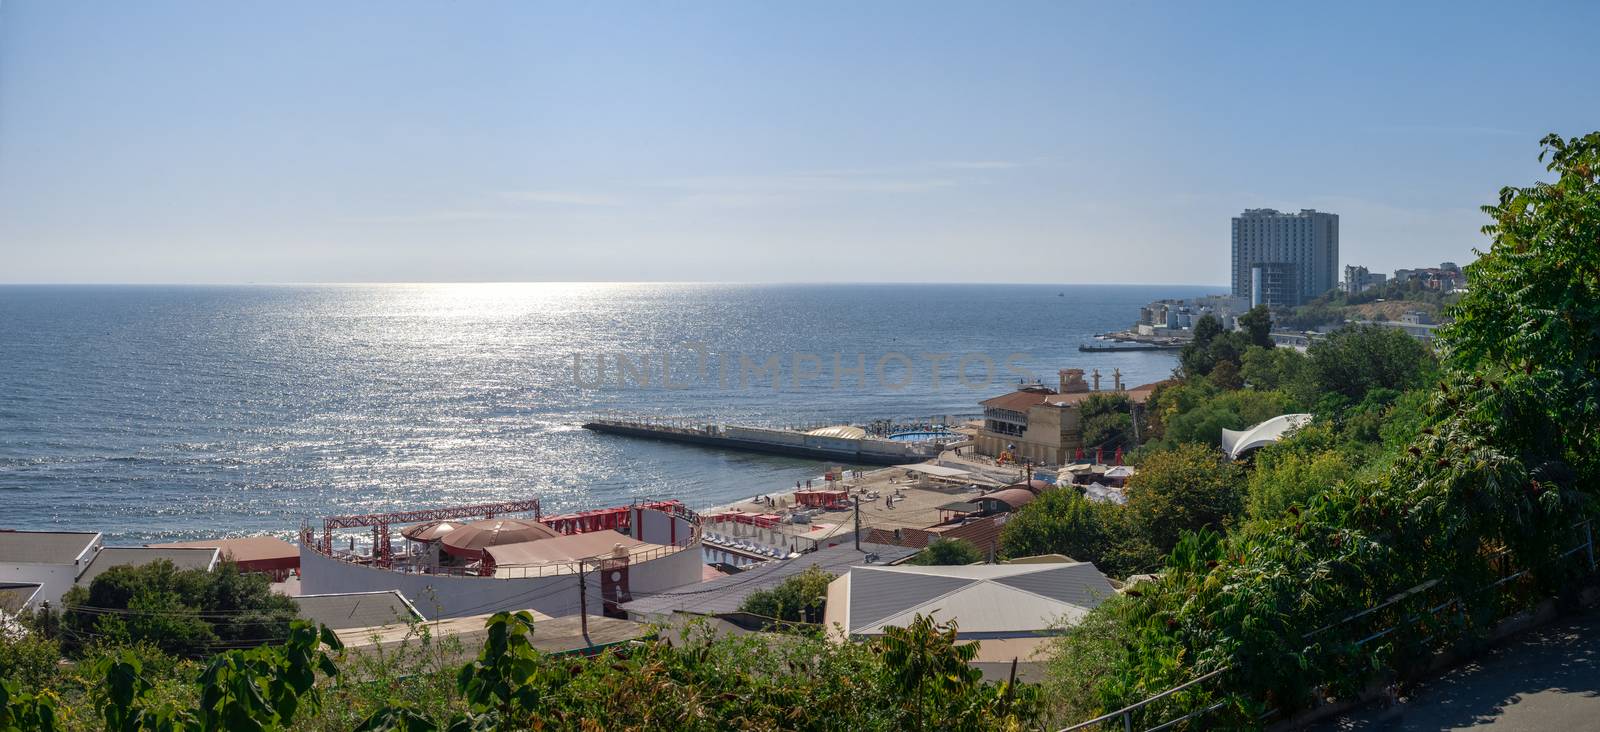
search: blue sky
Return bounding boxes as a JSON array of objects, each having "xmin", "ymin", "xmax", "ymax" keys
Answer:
[{"xmin": 2, "ymin": 1, "xmax": 1596, "ymax": 284}]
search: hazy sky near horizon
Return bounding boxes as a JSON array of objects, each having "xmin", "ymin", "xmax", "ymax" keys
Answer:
[{"xmin": 3, "ymin": 2, "xmax": 1598, "ymax": 285}]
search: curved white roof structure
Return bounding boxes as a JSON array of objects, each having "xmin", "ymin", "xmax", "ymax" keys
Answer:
[
  {"xmin": 1221, "ymin": 413, "xmax": 1312, "ymax": 460},
  {"xmin": 825, "ymin": 562, "xmax": 1114, "ymax": 638},
  {"xmin": 807, "ymin": 425, "xmax": 867, "ymax": 440}
]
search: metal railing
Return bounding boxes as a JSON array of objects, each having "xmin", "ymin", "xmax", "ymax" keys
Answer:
[
  {"xmin": 1058, "ymin": 667, "xmax": 1232, "ymax": 732},
  {"xmin": 1057, "ymin": 520, "xmax": 1596, "ymax": 732},
  {"xmin": 490, "ymin": 541, "xmax": 696, "ymax": 579}
]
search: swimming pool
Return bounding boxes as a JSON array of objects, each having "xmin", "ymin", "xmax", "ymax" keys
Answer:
[{"xmin": 887, "ymin": 430, "xmax": 963, "ymax": 442}]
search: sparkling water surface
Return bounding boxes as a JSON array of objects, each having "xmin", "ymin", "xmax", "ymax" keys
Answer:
[{"xmin": 0, "ymin": 283, "xmax": 1211, "ymax": 543}]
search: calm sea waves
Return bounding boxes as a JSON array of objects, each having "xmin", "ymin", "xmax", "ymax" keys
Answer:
[{"xmin": 0, "ymin": 283, "xmax": 1212, "ymax": 543}]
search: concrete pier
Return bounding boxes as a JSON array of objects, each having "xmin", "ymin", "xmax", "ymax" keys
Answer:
[{"xmin": 581, "ymin": 417, "xmax": 935, "ymax": 465}]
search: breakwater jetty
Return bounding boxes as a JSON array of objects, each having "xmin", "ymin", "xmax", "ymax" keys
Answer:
[{"xmin": 581, "ymin": 417, "xmax": 941, "ymax": 465}]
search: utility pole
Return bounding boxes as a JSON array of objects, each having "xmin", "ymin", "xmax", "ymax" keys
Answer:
[
  {"xmin": 576, "ymin": 558, "xmax": 590, "ymax": 645},
  {"xmin": 1131, "ymin": 403, "xmax": 1142, "ymax": 446},
  {"xmin": 854, "ymin": 491, "xmax": 862, "ymax": 551}
]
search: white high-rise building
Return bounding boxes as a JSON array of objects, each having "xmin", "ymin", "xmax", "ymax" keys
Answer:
[{"xmin": 1231, "ymin": 209, "xmax": 1339, "ymax": 307}]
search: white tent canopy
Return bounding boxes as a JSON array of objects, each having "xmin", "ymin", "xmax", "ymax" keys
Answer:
[{"xmin": 1221, "ymin": 413, "xmax": 1313, "ymax": 460}]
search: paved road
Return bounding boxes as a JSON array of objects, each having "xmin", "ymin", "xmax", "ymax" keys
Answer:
[{"xmin": 1313, "ymin": 610, "xmax": 1600, "ymax": 730}]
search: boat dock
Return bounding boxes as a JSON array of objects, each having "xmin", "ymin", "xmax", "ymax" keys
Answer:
[
  {"xmin": 1078, "ymin": 342, "xmax": 1185, "ymax": 352},
  {"xmin": 1080, "ymin": 330, "xmax": 1189, "ymax": 352},
  {"xmin": 581, "ymin": 417, "xmax": 940, "ymax": 464}
]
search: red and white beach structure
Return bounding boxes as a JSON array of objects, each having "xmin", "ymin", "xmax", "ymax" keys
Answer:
[{"xmin": 298, "ymin": 498, "xmax": 704, "ymax": 619}]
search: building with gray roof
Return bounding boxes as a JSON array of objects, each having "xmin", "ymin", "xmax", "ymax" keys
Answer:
[
  {"xmin": 0, "ymin": 530, "xmax": 102, "ymax": 611},
  {"xmin": 295, "ymin": 590, "xmax": 423, "ymax": 631},
  {"xmin": 618, "ymin": 542, "xmax": 915, "ymax": 622},
  {"xmin": 824, "ymin": 561, "xmax": 1114, "ymax": 639},
  {"xmin": 0, "ymin": 582, "xmax": 43, "ymax": 635},
  {"xmin": 76, "ymin": 546, "xmax": 220, "ymax": 587},
  {"xmin": 0, "ymin": 582, "xmax": 43, "ymax": 617}
]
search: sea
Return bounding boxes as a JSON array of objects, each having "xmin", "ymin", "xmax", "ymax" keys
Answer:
[{"xmin": 0, "ymin": 283, "xmax": 1214, "ymax": 543}]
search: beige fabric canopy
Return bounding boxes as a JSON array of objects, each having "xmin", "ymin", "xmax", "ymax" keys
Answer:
[
  {"xmin": 441, "ymin": 518, "xmax": 560, "ymax": 559},
  {"xmin": 483, "ymin": 530, "xmax": 653, "ymax": 566},
  {"xmin": 401, "ymin": 520, "xmax": 464, "ymax": 543}
]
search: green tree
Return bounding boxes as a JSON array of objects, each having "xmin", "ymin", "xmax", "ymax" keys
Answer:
[
  {"xmin": 1238, "ymin": 305, "xmax": 1274, "ymax": 348},
  {"xmin": 1181, "ymin": 314, "xmax": 1253, "ymax": 378},
  {"xmin": 1207, "ymin": 359, "xmax": 1243, "ymax": 390},
  {"xmin": 1444, "ymin": 131, "xmax": 1600, "ymax": 476},
  {"xmin": 1079, "ymin": 392, "xmax": 1134, "ymax": 450},
  {"xmin": 1124, "ymin": 443, "xmax": 1243, "ymax": 554},
  {"xmin": 908, "ymin": 538, "xmax": 983, "ymax": 566},
  {"xmin": 1245, "ymin": 446, "xmax": 1350, "ymax": 519},
  {"xmin": 1179, "ymin": 315, "xmax": 1223, "ymax": 377},
  {"xmin": 737, "ymin": 566, "xmax": 835, "ymax": 624},
  {"xmin": 59, "ymin": 560, "xmax": 298, "ymax": 659},
  {"xmin": 879, "ymin": 615, "xmax": 997, "ymax": 732},
  {"xmin": 998, "ymin": 490, "xmax": 1152, "ymax": 577},
  {"xmin": 1157, "ymin": 388, "xmax": 1293, "ymax": 448},
  {"xmin": 1307, "ymin": 325, "xmax": 1435, "ymax": 404},
  {"xmin": 1239, "ymin": 345, "xmax": 1311, "ymax": 396},
  {"xmin": 0, "ymin": 616, "xmax": 59, "ymax": 688},
  {"xmin": 1192, "ymin": 314, "xmax": 1224, "ymax": 345}
]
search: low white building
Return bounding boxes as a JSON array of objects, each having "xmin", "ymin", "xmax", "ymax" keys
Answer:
[
  {"xmin": 0, "ymin": 531, "xmax": 101, "ymax": 611},
  {"xmin": 1, "ymin": 531, "xmax": 227, "ymax": 613}
]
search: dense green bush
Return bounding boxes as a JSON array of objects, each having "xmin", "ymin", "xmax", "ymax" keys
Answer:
[
  {"xmin": 907, "ymin": 538, "xmax": 984, "ymax": 566},
  {"xmin": 354, "ymin": 611, "xmax": 1038, "ymax": 731},
  {"xmin": 998, "ymin": 489, "xmax": 1155, "ymax": 578},
  {"xmin": 1244, "ymin": 438, "xmax": 1350, "ymax": 520},
  {"xmin": 1306, "ymin": 324, "xmax": 1436, "ymax": 405},
  {"xmin": 58, "ymin": 560, "xmax": 299, "ymax": 659},
  {"xmin": 1079, "ymin": 392, "xmax": 1135, "ymax": 451},
  {"xmin": 8, "ymin": 607, "xmax": 1038, "ymax": 731},
  {"xmin": 1239, "ymin": 345, "xmax": 1312, "ymax": 396},
  {"xmin": 736, "ymin": 566, "xmax": 834, "ymax": 624},
  {"xmin": 1123, "ymin": 443, "xmax": 1244, "ymax": 555},
  {"xmin": 0, "ymin": 618, "xmax": 60, "ymax": 688},
  {"xmin": 1141, "ymin": 380, "xmax": 1295, "ymax": 451},
  {"xmin": 1179, "ymin": 314, "xmax": 1252, "ymax": 378},
  {"xmin": 999, "ymin": 445, "xmax": 1244, "ymax": 579}
]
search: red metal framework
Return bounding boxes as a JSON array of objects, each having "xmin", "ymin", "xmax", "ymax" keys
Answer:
[
  {"xmin": 319, "ymin": 498, "xmax": 542, "ymax": 566},
  {"xmin": 540, "ymin": 499, "xmax": 683, "ymax": 536}
]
